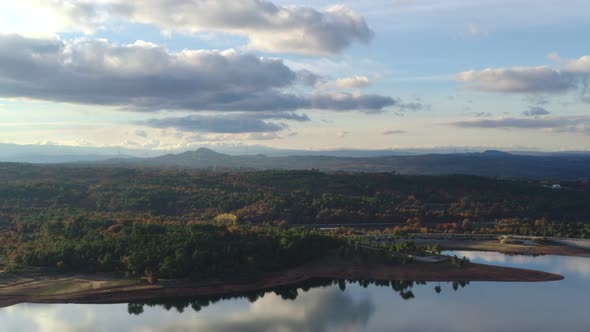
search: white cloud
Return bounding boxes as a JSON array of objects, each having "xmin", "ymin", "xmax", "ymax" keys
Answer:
[
  {"xmin": 457, "ymin": 66, "xmax": 576, "ymax": 94},
  {"xmin": 0, "ymin": 1, "xmax": 106, "ymax": 37},
  {"xmin": 456, "ymin": 54, "xmax": 590, "ymax": 103},
  {"xmin": 334, "ymin": 75, "xmax": 372, "ymax": 89},
  {"xmin": 452, "ymin": 250, "xmax": 590, "ymax": 279},
  {"xmin": 563, "ymin": 55, "xmax": 590, "ymax": 74},
  {"xmin": 465, "ymin": 23, "xmax": 488, "ymax": 38},
  {"xmin": 3, "ymin": 0, "xmax": 373, "ymax": 55}
]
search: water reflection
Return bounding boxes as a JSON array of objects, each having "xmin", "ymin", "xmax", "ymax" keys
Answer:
[
  {"xmin": 127, "ymin": 278, "xmax": 469, "ymax": 316},
  {"xmin": 446, "ymin": 250, "xmax": 590, "ymax": 280},
  {"xmin": 145, "ymin": 286, "xmax": 374, "ymax": 332},
  {"xmin": 2, "ymin": 254, "xmax": 589, "ymax": 332}
]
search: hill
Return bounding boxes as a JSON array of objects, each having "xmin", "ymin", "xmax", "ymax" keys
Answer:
[{"xmin": 95, "ymin": 148, "xmax": 590, "ymax": 180}]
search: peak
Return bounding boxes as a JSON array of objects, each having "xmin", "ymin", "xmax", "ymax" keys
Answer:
[
  {"xmin": 196, "ymin": 147, "xmax": 217, "ymax": 153},
  {"xmin": 175, "ymin": 148, "xmax": 228, "ymax": 158},
  {"xmin": 181, "ymin": 147, "xmax": 220, "ymax": 155}
]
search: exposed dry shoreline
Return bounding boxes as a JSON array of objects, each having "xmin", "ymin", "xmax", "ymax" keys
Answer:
[{"xmin": 0, "ymin": 257, "xmax": 563, "ymax": 308}]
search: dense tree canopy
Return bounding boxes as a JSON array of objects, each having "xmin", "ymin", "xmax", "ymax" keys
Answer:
[
  {"xmin": 1, "ymin": 221, "xmax": 341, "ymax": 281},
  {"xmin": 1, "ymin": 164, "xmax": 589, "ymax": 226}
]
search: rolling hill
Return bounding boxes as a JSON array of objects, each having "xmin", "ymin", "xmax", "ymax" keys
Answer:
[{"xmin": 93, "ymin": 148, "xmax": 590, "ymax": 180}]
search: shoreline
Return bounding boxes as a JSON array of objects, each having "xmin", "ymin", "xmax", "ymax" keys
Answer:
[
  {"xmin": 0, "ymin": 258, "xmax": 563, "ymax": 308},
  {"xmin": 416, "ymin": 239, "xmax": 590, "ymax": 257}
]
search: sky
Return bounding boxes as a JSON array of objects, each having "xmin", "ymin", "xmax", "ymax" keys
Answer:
[{"xmin": 1, "ymin": 0, "xmax": 589, "ymax": 153}]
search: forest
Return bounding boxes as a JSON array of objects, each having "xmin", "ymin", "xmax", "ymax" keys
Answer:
[
  {"xmin": 0, "ymin": 221, "xmax": 341, "ymax": 282},
  {"xmin": 0, "ymin": 163, "xmax": 589, "ymax": 237},
  {"xmin": 1, "ymin": 163, "xmax": 588, "ymax": 280}
]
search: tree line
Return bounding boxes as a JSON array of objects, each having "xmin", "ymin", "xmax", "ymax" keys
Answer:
[{"xmin": 1, "ymin": 221, "xmax": 341, "ymax": 282}]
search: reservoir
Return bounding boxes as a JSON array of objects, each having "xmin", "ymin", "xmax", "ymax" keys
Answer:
[{"xmin": 1, "ymin": 251, "xmax": 588, "ymax": 332}]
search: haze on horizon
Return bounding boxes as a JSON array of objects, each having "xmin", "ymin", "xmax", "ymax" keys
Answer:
[{"xmin": 1, "ymin": 0, "xmax": 590, "ymax": 153}]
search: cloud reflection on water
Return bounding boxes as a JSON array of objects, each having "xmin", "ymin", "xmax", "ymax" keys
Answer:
[
  {"xmin": 0, "ymin": 286, "xmax": 374, "ymax": 332},
  {"xmin": 449, "ymin": 250, "xmax": 590, "ymax": 280},
  {"xmin": 145, "ymin": 287, "xmax": 374, "ymax": 332},
  {"xmin": 3, "ymin": 252, "xmax": 590, "ymax": 332}
]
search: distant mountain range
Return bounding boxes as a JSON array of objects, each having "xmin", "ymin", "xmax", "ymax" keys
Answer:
[
  {"xmin": 2, "ymin": 143, "xmax": 590, "ymax": 180},
  {"xmin": 0, "ymin": 143, "xmax": 154, "ymax": 163},
  {"xmin": 86, "ymin": 148, "xmax": 590, "ymax": 180}
]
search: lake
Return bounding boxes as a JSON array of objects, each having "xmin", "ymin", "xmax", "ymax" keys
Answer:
[{"xmin": 1, "ymin": 251, "xmax": 589, "ymax": 332}]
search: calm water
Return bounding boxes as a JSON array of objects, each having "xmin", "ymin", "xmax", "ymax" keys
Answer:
[{"xmin": 1, "ymin": 251, "xmax": 589, "ymax": 332}]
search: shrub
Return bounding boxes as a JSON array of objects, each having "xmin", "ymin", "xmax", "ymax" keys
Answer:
[{"xmin": 214, "ymin": 213, "xmax": 238, "ymax": 225}]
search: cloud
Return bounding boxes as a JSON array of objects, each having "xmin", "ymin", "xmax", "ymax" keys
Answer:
[
  {"xmin": 0, "ymin": 35, "xmax": 294, "ymax": 110},
  {"xmin": 526, "ymin": 95, "xmax": 550, "ymax": 106},
  {"xmin": 454, "ymin": 250, "xmax": 590, "ymax": 279},
  {"xmin": 242, "ymin": 132, "xmax": 283, "ymax": 141},
  {"xmin": 14, "ymin": 0, "xmax": 373, "ymax": 55},
  {"xmin": 134, "ymin": 130, "xmax": 148, "ymax": 138},
  {"xmin": 396, "ymin": 101, "xmax": 427, "ymax": 111},
  {"xmin": 311, "ymin": 93, "xmax": 395, "ymax": 113},
  {"xmin": 297, "ymin": 70, "xmax": 322, "ymax": 87},
  {"xmin": 151, "ymin": 287, "xmax": 375, "ymax": 332},
  {"xmin": 334, "ymin": 75, "xmax": 372, "ymax": 89},
  {"xmin": 467, "ymin": 23, "xmax": 488, "ymax": 37},
  {"xmin": 456, "ymin": 54, "xmax": 590, "ymax": 99},
  {"xmin": 457, "ymin": 66, "xmax": 577, "ymax": 94},
  {"xmin": 562, "ymin": 55, "xmax": 590, "ymax": 74},
  {"xmin": 383, "ymin": 129, "xmax": 407, "ymax": 135},
  {"xmin": 0, "ymin": 286, "xmax": 374, "ymax": 332},
  {"xmin": 472, "ymin": 112, "xmax": 492, "ymax": 117},
  {"xmin": 314, "ymin": 75, "xmax": 376, "ymax": 93},
  {"xmin": 140, "ymin": 112, "xmax": 309, "ymax": 134},
  {"xmin": 337, "ymin": 130, "xmax": 350, "ymax": 138},
  {"xmin": 0, "ymin": 1, "xmax": 105, "ymax": 37},
  {"xmin": 142, "ymin": 116, "xmax": 285, "ymax": 134},
  {"xmin": 522, "ymin": 106, "xmax": 550, "ymax": 117},
  {"xmin": 449, "ymin": 115, "xmax": 590, "ymax": 135},
  {"xmin": 0, "ymin": 34, "xmax": 395, "ymax": 113}
]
